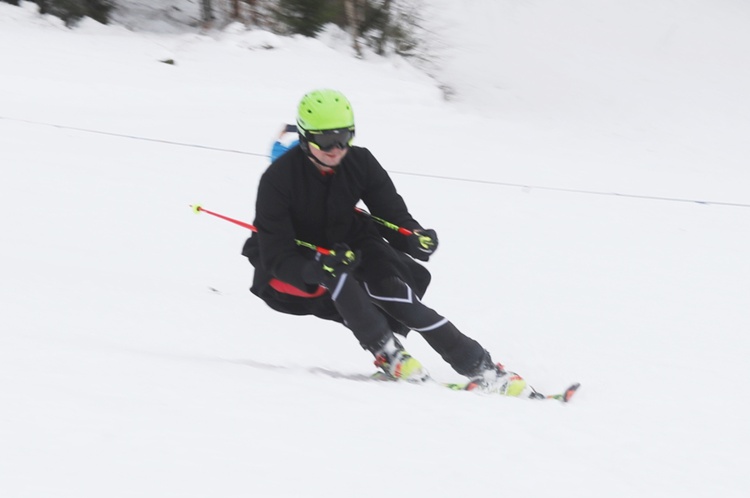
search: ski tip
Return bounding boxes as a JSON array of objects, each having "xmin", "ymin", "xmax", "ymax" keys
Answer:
[{"xmin": 547, "ymin": 383, "xmax": 581, "ymax": 403}]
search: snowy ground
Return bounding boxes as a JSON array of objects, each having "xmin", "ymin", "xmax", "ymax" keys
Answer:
[{"xmin": 1, "ymin": 1, "xmax": 749, "ymax": 497}]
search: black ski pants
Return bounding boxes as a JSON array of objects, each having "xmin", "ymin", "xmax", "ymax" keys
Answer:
[{"xmin": 327, "ymin": 273, "xmax": 487, "ymax": 376}]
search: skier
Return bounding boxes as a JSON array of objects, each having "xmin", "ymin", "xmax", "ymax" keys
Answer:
[{"xmin": 243, "ymin": 89, "xmax": 537, "ymax": 397}]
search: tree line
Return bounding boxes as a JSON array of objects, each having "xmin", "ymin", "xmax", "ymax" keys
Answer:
[
  {"xmin": 1, "ymin": 0, "xmax": 112, "ymax": 25},
  {"xmin": 1, "ymin": 0, "xmax": 426, "ymax": 60}
]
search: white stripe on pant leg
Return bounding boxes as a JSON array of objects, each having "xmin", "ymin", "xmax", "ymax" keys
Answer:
[
  {"xmin": 412, "ymin": 317, "xmax": 449, "ymax": 332},
  {"xmin": 331, "ymin": 273, "xmax": 348, "ymax": 301},
  {"xmin": 363, "ymin": 282, "xmax": 413, "ymax": 304}
]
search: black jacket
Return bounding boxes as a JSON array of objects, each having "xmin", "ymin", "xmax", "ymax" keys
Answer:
[{"xmin": 243, "ymin": 145, "xmax": 431, "ymax": 312}]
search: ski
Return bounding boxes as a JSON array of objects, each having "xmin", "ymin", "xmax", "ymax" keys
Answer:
[
  {"xmin": 546, "ymin": 382, "xmax": 580, "ymax": 403},
  {"xmin": 372, "ymin": 372, "xmax": 581, "ymax": 403}
]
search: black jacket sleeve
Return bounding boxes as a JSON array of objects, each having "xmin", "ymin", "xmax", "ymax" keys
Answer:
[
  {"xmin": 254, "ymin": 168, "xmax": 318, "ymax": 293},
  {"xmin": 359, "ymin": 149, "xmax": 423, "ymax": 253}
]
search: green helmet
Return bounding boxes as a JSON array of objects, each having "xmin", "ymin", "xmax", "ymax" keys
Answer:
[{"xmin": 296, "ymin": 89, "xmax": 355, "ymax": 134}]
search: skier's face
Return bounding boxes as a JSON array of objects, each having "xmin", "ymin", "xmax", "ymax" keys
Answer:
[{"xmin": 309, "ymin": 142, "xmax": 348, "ymax": 170}]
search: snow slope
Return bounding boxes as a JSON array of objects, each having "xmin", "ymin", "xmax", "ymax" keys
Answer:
[{"xmin": 1, "ymin": 1, "xmax": 749, "ymax": 497}]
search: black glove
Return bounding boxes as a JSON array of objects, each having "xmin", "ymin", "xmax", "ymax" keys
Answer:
[
  {"xmin": 302, "ymin": 243, "xmax": 361, "ymax": 285},
  {"xmin": 406, "ymin": 229, "xmax": 438, "ymax": 261}
]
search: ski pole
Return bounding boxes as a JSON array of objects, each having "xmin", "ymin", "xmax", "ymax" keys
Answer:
[
  {"xmin": 190, "ymin": 204, "xmax": 332, "ymax": 255},
  {"xmin": 354, "ymin": 207, "xmax": 413, "ymax": 236}
]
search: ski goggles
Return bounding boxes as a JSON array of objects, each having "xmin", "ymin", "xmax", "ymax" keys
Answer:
[{"xmin": 307, "ymin": 128, "xmax": 355, "ymax": 152}]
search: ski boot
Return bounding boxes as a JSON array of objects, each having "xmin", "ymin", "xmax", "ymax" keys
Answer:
[
  {"xmin": 464, "ymin": 354, "xmax": 545, "ymax": 399},
  {"xmin": 372, "ymin": 336, "xmax": 430, "ymax": 383}
]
